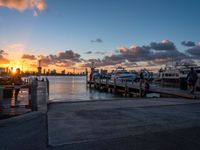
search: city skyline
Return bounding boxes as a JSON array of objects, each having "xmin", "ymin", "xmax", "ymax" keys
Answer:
[{"xmin": 0, "ymin": 0, "xmax": 200, "ymax": 72}]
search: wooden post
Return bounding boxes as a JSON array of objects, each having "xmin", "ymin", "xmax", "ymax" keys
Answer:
[
  {"xmin": 139, "ymin": 80, "xmax": 142, "ymax": 97},
  {"xmin": 94, "ymin": 79, "xmax": 96, "ymax": 89},
  {"xmin": 31, "ymin": 80, "xmax": 38, "ymax": 111},
  {"xmin": 0, "ymin": 87, "xmax": 3, "ymax": 109},
  {"xmin": 106, "ymin": 78, "xmax": 109, "ymax": 91},
  {"xmin": 46, "ymin": 77, "xmax": 49, "ymax": 97},
  {"xmin": 125, "ymin": 80, "xmax": 128, "ymax": 96},
  {"xmin": 85, "ymin": 68, "xmax": 88, "ymax": 85},
  {"xmin": 99, "ymin": 78, "xmax": 101, "ymax": 90},
  {"xmin": 0, "ymin": 87, "xmax": 3, "ymax": 100},
  {"xmin": 114, "ymin": 78, "xmax": 116, "ymax": 93}
]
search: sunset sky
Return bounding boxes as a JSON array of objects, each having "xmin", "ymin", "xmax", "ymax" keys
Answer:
[{"xmin": 0, "ymin": 0, "xmax": 200, "ymax": 73}]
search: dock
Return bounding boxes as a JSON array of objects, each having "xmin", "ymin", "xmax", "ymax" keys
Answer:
[{"xmin": 87, "ymin": 79, "xmax": 200, "ymax": 99}]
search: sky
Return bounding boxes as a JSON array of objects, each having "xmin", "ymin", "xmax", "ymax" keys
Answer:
[{"xmin": 0, "ymin": 0, "xmax": 200, "ymax": 72}]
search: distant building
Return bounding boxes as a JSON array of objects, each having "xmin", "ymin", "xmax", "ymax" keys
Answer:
[
  {"xmin": 5, "ymin": 67, "xmax": 9, "ymax": 73},
  {"xmin": 16, "ymin": 68, "xmax": 21, "ymax": 75},
  {"xmin": 43, "ymin": 69, "xmax": 46, "ymax": 75},
  {"xmin": 50, "ymin": 69, "xmax": 56, "ymax": 75},
  {"xmin": 38, "ymin": 60, "xmax": 42, "ymax": 74},
  {"xmin": 90, "ymin": 62, "xmax": 95, "ymax": 73},
  {"xmin": 0, "ymin": 67, "xmax": 5, "ymax": 75},
  {"xmin": 47, "ymin": 69, "xmax": 50, "ymax": 75},
  {"xmin": 61, "ymin": 70, "xmax": 65, "ymax": 75}
]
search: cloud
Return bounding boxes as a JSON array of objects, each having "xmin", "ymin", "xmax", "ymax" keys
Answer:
[
  {"xmin": 0, "ymin": 49, "xmax": 7, "ymax": 55},
  {"xmin": 5, "ymin": 43, "xmax": 25, "ymax": 59},
  {"xmin": 0, "ymin": 49, "xmax": 9, "ymax": 64},
  {"xmin": 84, "ymin": 51, "xmax": 106, "ymax": 55},
  {"xmin": 0, "ymin": 55, "xmax": 9, "ymax": 64},
  {"xmin": 150, "ymin": 40, "xmax": 176, "ymax": 51},
  {"xmin": 0, "ymin": 0, "xmax": 47, "ymax": 16},
  {"xmin": 119, "ymin": 45, "xmax": 151, "ymax": 56},
  {"xmin": 181, "ymin": 41, "xmax": 196, "ymax": 47},
  {"xmin": 179, "ymin": 59, "xmax": 196, "ymax": 66},
  {"xmin": 95, "ymin": 51, "xmax": 106, "ymax": 55},
  {"xmin": 38, "ymin": 50, "xmax": 82, "ymax": 67},
  {"xmin": 21, "ymin": 54, "xmax": 37, "ymax": 60},
  {"xmin": 85, "ymin": 51, "xmax": 92, "ymax": 54},
  {"xmin": 151, "ymin": 50, "xmax": 187, "ymax": 65},
  {"xmin": 7, "ymin": 43, "xmax": 25, "ymax": 50},
  {"xmin": 85, "ymin": 41, "xmax": 188, "ymax": 68},
  {"xmin": 186, "ymin": 43, "xmax": 200, "ymax": 57},
  {"xmin": 58, "ymin": 50, "xmax": 81, "ymax": 62},
  {"xmin": 91, "ymin": 38, "xmax": 103, "ymax": 43},
  {"xmin": 118, "ymin": 44, "xmax": 185, "ymax": 63}
]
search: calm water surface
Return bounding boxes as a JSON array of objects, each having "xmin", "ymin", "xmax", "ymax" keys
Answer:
[{"xmin": 48, "ymin": 76, "xmax": 122, "ymax": 102}]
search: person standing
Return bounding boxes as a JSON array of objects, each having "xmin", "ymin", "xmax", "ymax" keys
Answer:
[
  {"xmin": 139, "ymin": 71, "xmax": 144, "ymax": 97},
  {"xmin": 186, "ymin": 67, "xmax": 198, "ymax": 94},
  {"xmin": 144, "ymin": 79, "xmax": 150, "ymax": 97},
  {"xmin": 12, "ymin": 69, "xmax": 23, "ymax": 101}
]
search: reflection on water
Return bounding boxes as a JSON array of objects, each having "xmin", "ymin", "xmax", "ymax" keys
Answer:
[{"xmin": 48, "ymin": 76, "xmax": 122, "ymax": 102}]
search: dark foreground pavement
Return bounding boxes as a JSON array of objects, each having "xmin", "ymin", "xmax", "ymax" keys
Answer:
[
  {"xmin": 49, "ymin": 127, "xmax": 200, "ymax": 150},
  {"xmin": 47, "ymin": 98, "xmax": 200, "ymax": 150}
]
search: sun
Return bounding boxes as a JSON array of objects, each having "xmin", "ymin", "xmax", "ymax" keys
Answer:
[{"xmin": 11, "ymin": 68, "xmax": 17, "ymax": 74}]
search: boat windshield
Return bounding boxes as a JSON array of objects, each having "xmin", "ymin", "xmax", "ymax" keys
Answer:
[{"xmin": 115, "ymin": 71, "xmax": 129, "ymax": 75}]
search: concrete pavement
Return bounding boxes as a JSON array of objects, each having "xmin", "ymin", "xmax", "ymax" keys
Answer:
[{"xmin": 47, "ymin": 98, "xmax": 200, "ymax": 149}]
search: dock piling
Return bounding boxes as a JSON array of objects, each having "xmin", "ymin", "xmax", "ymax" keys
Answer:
[
  {"xmin": 114, "ymin": 78, "xmax": 117, "ymax": 93},
  {"xmin": 0, "ymin": 87, "xmax": 3, "ymax": 109},
  {"xmin": 46, "ymin": 78, "xmax": 49, "ymax": 96},
  {"xmin": 31, "ymin": 80, "xmax": 38, "ymax": 111},
  {"xmin": 125, "ymin": 80, "xmax": 128, "ymax": 96},
  {"xmin": 0, "ymin": 87, "xmax": 3, "ymax": 100}
]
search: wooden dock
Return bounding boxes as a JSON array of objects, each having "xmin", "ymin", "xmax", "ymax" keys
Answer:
[{"xmin": 87, "ymin": 79, "xmax": 200, "ymax": 99}]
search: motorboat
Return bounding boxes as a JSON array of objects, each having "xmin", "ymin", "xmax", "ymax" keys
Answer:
[
  {"xmin": 111, "ymin": 67, "xmax": 137, "ymax": 81},
  {"xmin": 155, "ymin": 65, "xmax": 200, "ymax": 89}
]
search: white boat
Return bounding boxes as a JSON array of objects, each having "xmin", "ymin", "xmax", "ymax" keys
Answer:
[
  {"xmin": 111, "ymin": 67, "xmax": 137, "ymax": 81},
  {"xmin": 155, "ymin": 66, "xmax": 200, "ymax": 89}
]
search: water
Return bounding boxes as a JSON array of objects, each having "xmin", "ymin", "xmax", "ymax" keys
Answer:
[{"xmin": 48, "ymin": 76, "xmax": 122, "ymax": 102}]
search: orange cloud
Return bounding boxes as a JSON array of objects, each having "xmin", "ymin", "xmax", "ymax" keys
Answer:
[
  {"xmin": 0, "ymin": 0, "xmax": 47, "ymax": 16},
  {"xmin": 6, "ymin": 43, "xmax": 25, "ymax": 59}
]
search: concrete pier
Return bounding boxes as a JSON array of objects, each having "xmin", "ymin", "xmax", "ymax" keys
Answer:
[{"xmin": 48, "ymin": 98, "xmax": 200, "ymax": 150}]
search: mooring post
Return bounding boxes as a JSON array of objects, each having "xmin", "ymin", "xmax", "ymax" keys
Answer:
[
  {"xmin": 86, "ymin": 74, "xmax": 88, "ymax": 85},
  {"xmin": 99, "ymin": 78, "xmax": 102, "ymax": 89},
  {"xmin": 114, "ymin": 78, "xmax": 117, "ymax": 93},
  {"xmin": 139, "ymin": 80, "xmax": 142, "ymax": 97},
  {"xmin": 31, "ymin": 80, "xmax": 38, "ymax": 111},
  {"xmin": 46, "ymin": 77, "xmax": 49, "ymax": 97},
  {"xmin": 161, "ymin": 79, "xmax": 164, "ymax": 87},
  {"xmin": 85, "ymin": 68, "xmax": 88, "ymax": 85},
  {"xmin": 0, "ymin": 87, "xmax": 3, "ymax": 109},
  {"xmin": 106, "ymin": 78, "xmax": 109, "ymax": 91},
  {"xmin": 0, "ymin": 87, "xmax": 3, "ymax": 100},
  {"xmin": 94, "ymin": 79, "xmax": 96, "ymax": 88},
  {"xmin": 125, "ymin": 80, "xmax": 128, "ymax": 96},
  {"xmin": 89, "ymin": 73, "xmax": 91, "ymax": 88}
]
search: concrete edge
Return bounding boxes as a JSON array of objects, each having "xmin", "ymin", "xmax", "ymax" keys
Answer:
[
  {"xmin": 47, "ymin": 98, "xmax": 199, "ymax": 108},
  {"xmin": 0, "ymin": 111, "xmax": 46, "ymax": 126}
]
